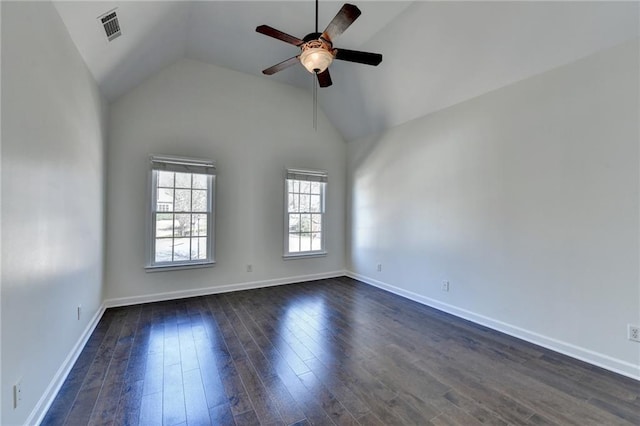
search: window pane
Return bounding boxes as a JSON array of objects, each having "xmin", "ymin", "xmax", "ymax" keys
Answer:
[
  {"xmin": 288, "ymin": 234, "xmax": 300, "ymax": 253},
  {"xmin": 300, "ymin": 233, "xmax": 311, "ymax": 251},
  {"xmin": 311, "ymin": 214, "xmax": 322, "ymax": 232},
  {"xmin": 157, "ymin": 188, "xmax": 173, "ymax": 211},
  {"xmin": 175, "ymin": 172, "xmax": 191, "ymax": 188},
  {"xmin": 300, "ymin": 214, "xmax": 311, "ymax": 232},
  {"xmin": 300, "ymin": 181, "xmax": 310, "ymax": 193},
  {"xmin": 192, "ymin": 190, "xmax": 207, "ymax": 212},
  {"xmin": 192, "ymin": 174, "xmax": 207, "ymax": 189},
  {"xmin": 175, "ymin": 189, "xmax": 191, "ymax": 212},
  {"xmin": 311, "ymin": 233, "xmax": 322, "ymax": 251},
  {"xmin": 299, "ymin": 194, "xmax": 310, "ymax": 212},
  {"xmin": 289, "ymin": 194, "xmax": 299, "ymax": 213},
  {"xmin": 292, "ymin": 180, "xmax": 300, "ymax": 193},
  {"xmin": 289, "ymin": 214, "xmax": 300, "ymax": 232},
  {"xmin": 193, "ymin": 214, "xmax": 207, "ymax": 236},
  {"xmin": 310, "ymin": 195, "xmax": 321, "ymax": 212},
  {"xmin": 173, "ymin": 238, "xmax": 190, "ymax": 261},
  {"xmin": 191, "ymin": 237, "xmax": 207, "ymax": 260},
  {"xmin": 158, "ymin": 171, "xmax": 174, "ymax": 187},
  {"xmin": 156, "ymin": 214, "xmax": 174, "ymax": 238},
  {"xmin": 174, "ymin": 214, "xmax": 190, "ymax": 236},
  {"xmin": 310, "ymin": 181, "xmax": 321, "ymax": 194},
  {"xmin": 155, "ymin": 238, "xmax": 173, "ymax": 262}
]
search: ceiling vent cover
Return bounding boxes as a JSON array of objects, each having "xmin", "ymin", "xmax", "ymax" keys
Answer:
[{"xmin": 99, "ymin": 10, "xmax": 121, "ymax": 41}]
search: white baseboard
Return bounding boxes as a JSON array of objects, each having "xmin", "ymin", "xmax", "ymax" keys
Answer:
[
  {"xmin": 27, "ymin": 303, "xmax": 106, "ymax": 426},
  {"xmin": 104, "ymin": 270, "xmax": 347, "ymax": 308},
  {"xmin": 346, "ymin": 271, "xmax": 640, "ymax": 381}
]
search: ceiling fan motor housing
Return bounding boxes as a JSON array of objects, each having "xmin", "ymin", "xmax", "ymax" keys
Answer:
[{"xmin": 300, "ymin": 37, "xmax": 336, "ymax": 73}]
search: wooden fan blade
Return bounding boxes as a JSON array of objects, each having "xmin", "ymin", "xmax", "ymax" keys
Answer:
[
  {"xmin": 321, "ymin": 4, "xmax": 361, "ymax": 42},
  {"xmin": 262, "ymin": 56, "xmax": 300, "ymax": 75},
  {"xmin": 335, "ymin": 49, "xmax": 382, "ymax": 66},
  {"xmin": 317, "ymin": 69, "xmax": 332, "ymax": 87},
  {"xmin": 256, "ymin": 25, "xmax": 304, "ymax": 46}
]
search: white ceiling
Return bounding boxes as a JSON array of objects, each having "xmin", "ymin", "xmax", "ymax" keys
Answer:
[{"xmin": 53, "ymin": 1, "xmax": 639, "ymax": 141}]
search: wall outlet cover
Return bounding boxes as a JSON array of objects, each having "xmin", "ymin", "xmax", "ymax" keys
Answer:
[
  {"xmin": 13, "ymin": 382, "xmax": 22, "ymax": 409},
  {"xmin": 628, "ymin": 324, "xmax": 640, "ymax": 342}
]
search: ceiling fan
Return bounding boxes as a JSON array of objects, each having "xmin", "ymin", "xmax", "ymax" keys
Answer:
[{"xmin": 256, "ymin": 1, "xmax": 383, "ymax": 88}]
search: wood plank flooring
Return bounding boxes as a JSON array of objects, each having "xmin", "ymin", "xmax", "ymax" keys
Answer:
[{"xmin": 42, "ymin": 277, "xmax": 639, "ymax": 425}]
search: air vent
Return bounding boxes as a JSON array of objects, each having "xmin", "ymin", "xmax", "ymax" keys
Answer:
[{"xmin": 99, "ymin": 10, "xmax": 121, "ymax": 41}]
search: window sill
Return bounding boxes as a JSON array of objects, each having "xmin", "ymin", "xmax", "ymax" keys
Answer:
[
  {"xmin": 145, "ymin": 261, "xmax": 215, "ymax": 272},
  {"xmin": 283, "ymin": 252, "xmax": 328, "ymax": 260}
]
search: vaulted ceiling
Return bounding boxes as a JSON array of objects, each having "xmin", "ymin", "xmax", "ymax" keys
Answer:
[{"xmin": 53, "ymin": 1, "xmax": 639, "ymax": 141}]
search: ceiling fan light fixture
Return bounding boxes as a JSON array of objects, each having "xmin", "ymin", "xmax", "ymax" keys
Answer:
[{"xmin": 300, "ymin": 40, "xmax": 334, "ymax": 73}]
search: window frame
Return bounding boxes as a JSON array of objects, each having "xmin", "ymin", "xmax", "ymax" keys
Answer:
[
  {"xmin": 145, "ymin": 155, "xmax": 216, "ymax": 271},
  {"xmin": 283, "ymin": 168, "xmax": 328, "ymax": 259}
]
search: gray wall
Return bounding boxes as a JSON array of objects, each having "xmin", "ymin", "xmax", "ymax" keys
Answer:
[
  {"xmin": 347, "ymin": 39, "xmax": 640, "ymax": 378},
  {"xmin": 105, "ymin": 58, "xmax": 346, "ymax": 304},
  {"xmin": 1, "ymin": 2, "xmax": 107, "ymax": 424}
]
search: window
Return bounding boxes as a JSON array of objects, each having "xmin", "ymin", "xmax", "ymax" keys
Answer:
[
  {"xmin": 147, "ymin": 155, "xmax": 215, "ymax": 270},
  {"xmin": 285, "ymin": 169, "xmax": 327, "ymax": 257}
]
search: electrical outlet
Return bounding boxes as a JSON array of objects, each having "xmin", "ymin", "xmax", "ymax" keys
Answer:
[
  {"xmin": 441, "ymin": 281, "xmax": 450, "ymax": 292},
  {"xmin": 77, "ymin": 305, "xmax": 82, "ymax": 320},
  {"xmin": 628, "ymin": 324, "xmax": 640, "ymax": 342},
  {"xmin": 377, "ymin": 264, "xmax": 382, "ymax": 272},
  {"xmin": 246, "ymin": 264, "xmax": 252, "ymax": 272},
  {"xmin": 13, "ymin": 381, "xmax": 22, "ymax": 409}
]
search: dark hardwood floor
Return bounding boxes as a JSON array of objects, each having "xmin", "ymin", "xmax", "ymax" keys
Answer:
[{"xmin": 42, "ymin": 277, "xmax": 639, "ymax": 425}]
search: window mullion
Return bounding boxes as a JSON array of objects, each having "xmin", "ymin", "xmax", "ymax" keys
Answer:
[
  {"xmin": 152, "ymin": 211, "xmax": 157, "ymax": 262},
  {"xmin": 189, "ymin": 174, "xmax": 193, "ymax": 260},
  {"xmin": 172, "ymin": 175, "xmax": 177, "ymax": 262}
]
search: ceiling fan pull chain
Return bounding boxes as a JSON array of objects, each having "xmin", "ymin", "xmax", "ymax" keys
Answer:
[{"xmin": 313, "ymin": 73, "xmax": 318, "ymax": 131}]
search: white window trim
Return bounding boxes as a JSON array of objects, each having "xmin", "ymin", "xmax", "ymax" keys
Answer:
[
  {"xmin": 282, "ymin": 252, "xmax": 328, "ymax": 260},
  {"xmin": 145, "ymin": 155, "xmax": 216, "ymax": 271},
  {"xmin": 283, "ymin": 168, "xmax": 328, "ymax": 259}
]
